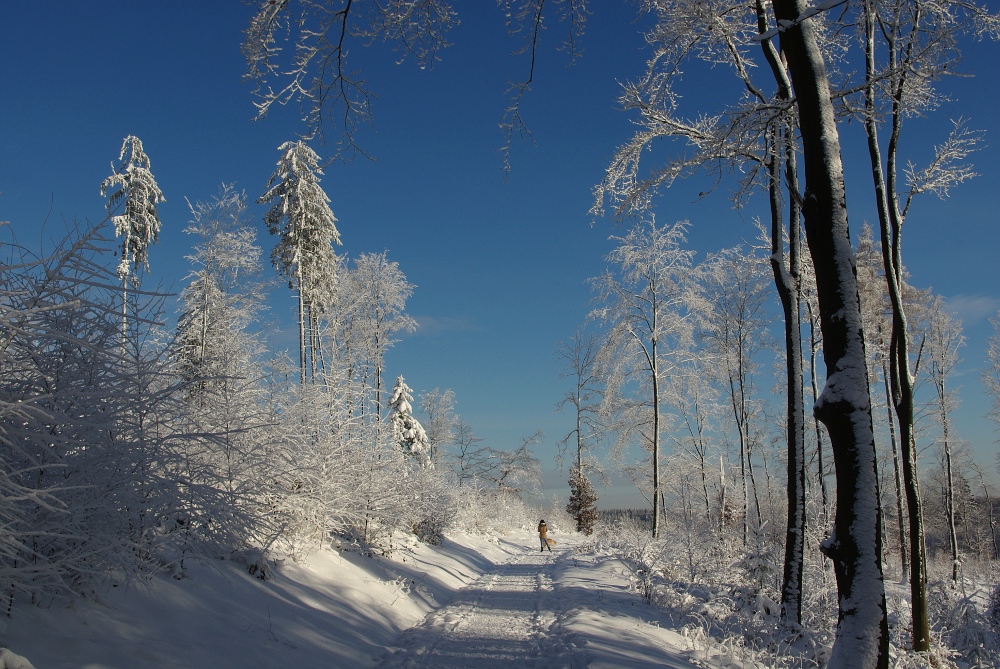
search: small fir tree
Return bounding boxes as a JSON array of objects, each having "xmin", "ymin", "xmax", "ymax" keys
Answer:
[
  {"xmin": 566, "ymin": 464, "xmax": 599, "ymax": 535},
  {"xmin": 388, "ymin": 376, "xmax": 431, "ymax": 468}
]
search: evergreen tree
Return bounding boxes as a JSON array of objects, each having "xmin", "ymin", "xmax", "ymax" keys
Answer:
[
  {"xmin": 100, "ymin": 135, "xmax": 165, "ymax": 338},
  {"xmin": 101, "ymin": 135, "xmax": 165, "ymax": 284},
  {"xmin": 566, "ymin": 464, "xmax": 599, "ymax": 535},
  {"xmin": 388, "ymin": 376, "xmax": 431, "ymax": 468},
  {"xmin": 259, "ymin": 140, "xmax": 341, "ymax": 384}
]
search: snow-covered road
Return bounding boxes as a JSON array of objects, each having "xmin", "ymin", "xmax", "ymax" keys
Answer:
[
  {"xmin": 378, "ymin": 538, "xmax": 702, "ymax": 669},
  {"xmin": 3, "ymin": 529, "xmax": 716, "ymax": 668}
]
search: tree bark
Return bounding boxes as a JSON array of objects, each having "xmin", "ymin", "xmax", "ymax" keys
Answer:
[{"xmin": 772, "ymin": 0, "xmax": 889, "ymax": 664}]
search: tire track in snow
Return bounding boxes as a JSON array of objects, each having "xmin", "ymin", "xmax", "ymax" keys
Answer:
[{"xmin": 377, "ymin": 543, "xmax": 579, "ymax": 669}]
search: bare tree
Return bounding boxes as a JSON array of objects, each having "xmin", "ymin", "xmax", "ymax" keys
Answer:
[
  {"xmin": 700, "ymin": 246, "xmax": 771, "ymax": 547},
  {"xmin": 556, "ymin": 329, "xmax": 604, "ymax": 475},
  {"xmin": 922, "ymin": 295, "xmax": 965, "ymax": 582},
  {"xmin": 418, "ymin": 387, "xmax": 458, "ymax": 464},
  {"xmin": 590, "ymin": 218, "xmax": 698, "ymax": 538}
]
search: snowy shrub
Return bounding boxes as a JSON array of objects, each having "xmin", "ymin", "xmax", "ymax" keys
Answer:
[
  {"xmin": 451, "ymin": 480, "xmax": 535, "ymax": 536},
  {"xmin": 923, "ymin": 579, "xmax": 999, "ymax": 668},
  {"xmin": 407, "ymin": 466, "xmax": 457, "ymax": 545},
  {"xmin": 0, "ymin": 222, "xmax": 171, "ymax": 601},
  {"xmin": 598, "ymin": 516, "xmax": 668, "ymax": 604}
]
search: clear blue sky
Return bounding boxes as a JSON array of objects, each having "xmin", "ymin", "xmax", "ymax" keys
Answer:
[{"xmin": 2, "ymin": 2, "xmax": 999, "ymax": 508}]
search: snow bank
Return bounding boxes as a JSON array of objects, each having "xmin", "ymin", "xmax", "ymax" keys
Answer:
[
  {"xmin": 0, "ymin": 531, "xmax": 516, "ymax": 669},
  {"xmin": 0, "ymin": 649, "xmax": 34, "ymax": 669}
]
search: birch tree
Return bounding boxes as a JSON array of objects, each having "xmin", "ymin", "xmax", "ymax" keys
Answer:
[
  {"xmin": 590, "ymin": 218, "xmax": 697, "ymax": 538},
  {"xmin": 259, "ymin": 140, "xmax": 341, "ymax": 385}
]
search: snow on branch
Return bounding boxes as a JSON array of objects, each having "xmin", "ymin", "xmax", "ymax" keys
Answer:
[
  {"xmin": 752, "ymin": 0, "xmax": 848, "ymax": 41},
  {"xmin": 903, "ymin": 118, "xmax": 982, "ymax": 212}
]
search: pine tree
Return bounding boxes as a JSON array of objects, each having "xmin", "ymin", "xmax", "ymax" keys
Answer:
[
  {"xmin": 566, "ymin": 465, "xmax": 599, "ymax": 535},
  {"xmin": 259, "ymin": 140, "xmax": 341, "ymax": 384},
  {"xmin": 101, "ymin": 135, "xmax": 165, "ymax": 283},
  {"xmin": 100, "ymin": 135, "xmax": 165, "ymax": 338},
  {"xmin": 388, "ymin": 376, "xmax": 431, "ymax": 468}
]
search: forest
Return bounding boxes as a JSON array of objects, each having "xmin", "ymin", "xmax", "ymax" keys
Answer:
[{"xmin": 3, "ymin": 1, "xmax": 1000, "ymax": 668}]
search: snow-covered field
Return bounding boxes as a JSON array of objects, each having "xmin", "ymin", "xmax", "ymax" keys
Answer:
[{"xmin": 1, "ymin": 528, "xmax": 719, "ymax": 669}]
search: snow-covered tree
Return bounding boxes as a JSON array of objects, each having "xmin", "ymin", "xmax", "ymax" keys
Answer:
[
  {"xmin": 419, "ymin": 388, "xmax": 458, "ymax": 464},
  {"xmin": 175, "ymin": 185, "xmax": 273, "ymax": 556},
  {"xmin": 388, "ymin": 376, "xmax": 431, "ymax": 468},
  {"xmin": 0, "ymin": 219, "xmax": 190, "ymax": 599},
  {"xmin": 259, "ymin": 140, "xmax": 341, "ymax": 385},
  {"xmin": 590, "ymin": 218, "xmax": 698, "ymax": 538},
  {"xmin": 922, "ymin": 295, "xmax": 966, "ymax": 582},
  {"xmin": 243, "ymin": 0, "xmax": 458, "ymax": 156},
  {"xmin": 177, "ymin": 186, "xmax": 268, "ymax": 393},
  {"xmin": 665, "ymin": 358, "xmax": 721, "ymax": 528},
  {"xmin": 100, "ymin": 135, "xmax": 165, "ymax": 343},
  {"xmin": 700, "ymin": 245, "xmax": 770, "ymax": 546},
  {"xmin": 593, "ymin": 0, "xmax": 892, "ymax": 657},
  {"xmin": 101, "ymin": 135, "xmax": 165, "ymax": 284},
  {"xmin": 856, "ymin": 0, "xmax": 995, "ymax": 640},
  {"xmin": 329, "ymin": 252, "xmax": 416, "ymax": 416}
]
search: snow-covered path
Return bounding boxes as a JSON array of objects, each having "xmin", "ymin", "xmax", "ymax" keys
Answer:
[
  {"xmin": 3, "ymin": 529, "xmax": 714, "ymax": 668},
  {"xmin": 378, "ymin": 538, "xmax": 701, "ymax": 669}
]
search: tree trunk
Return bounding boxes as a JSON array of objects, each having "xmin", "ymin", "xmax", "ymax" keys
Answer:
[
  {"xmin": 767, "ymin": 124, "xmax": 806, "ymax": 628},
  {"xmin": 882, "ymin": 360, "xmax": 909, "ymax": 580},
  {"xmin": 772, "ymin": 0, "xmax": 889, "ymax": 664},
  {"xmin": 860, "ymin": 0, "xmax": 929, "ymax": 649},
  {"xmin": 652, "ymin": 342, "xmax": 661, "ymax": 539},
  {"xmin": 296, "ymin": 263, "xmax": 307, "ymax": 385},
  {"xmin": 941, "ymin": 398, "xmax": 959, "ymax": 582}
]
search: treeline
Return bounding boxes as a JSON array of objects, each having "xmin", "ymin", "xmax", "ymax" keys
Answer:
[
  {"xmin": 562, "ymin": 217, "xmax": 1000, "ymax": 664},
  {"xmin": 0, "ymin": 138, "xmax": 540, "ymax": 609},
  {"xmin": 569, "ymin": 217, "xmax": 1000, "ymax": 572}
]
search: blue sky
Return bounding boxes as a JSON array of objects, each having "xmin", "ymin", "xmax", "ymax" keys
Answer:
[{"xmin": 2, "ymin": 2, "xmax": 999, "ymax": 508}]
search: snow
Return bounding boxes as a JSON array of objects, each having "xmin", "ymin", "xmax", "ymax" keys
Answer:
[{"xmin": 1, "ymin": 530, "xmax": 722, "ymax": 668}]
